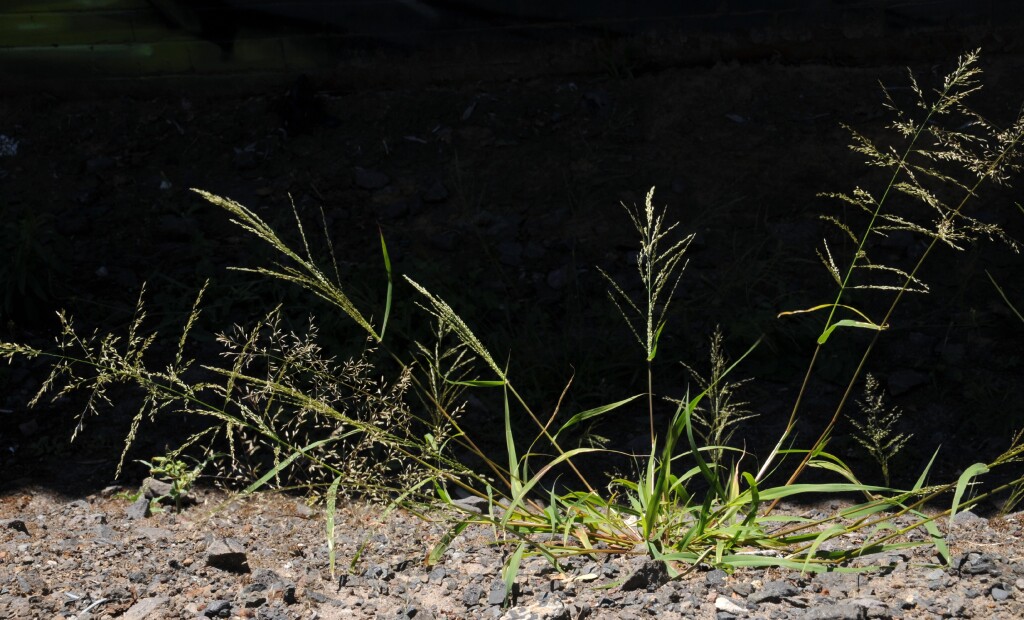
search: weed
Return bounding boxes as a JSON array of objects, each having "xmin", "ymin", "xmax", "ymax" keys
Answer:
[
  {"xmin": 848, "ymin": 374, "xmax": 911, "ymax": 486},
  {"xmin": 138, "ymin": 454, "xmax": 206, "ymax": 513}
]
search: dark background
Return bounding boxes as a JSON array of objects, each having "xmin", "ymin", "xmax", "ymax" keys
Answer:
[{"xmin": 2, "ymin": 1, "xmax": 1023, "ymax": 499}]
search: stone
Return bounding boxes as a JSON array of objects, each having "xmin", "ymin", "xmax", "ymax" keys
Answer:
[
  {"xmin": 714, "ymin": 596, "xmax": 746, "ymax": 614},
  {"xmin": 120, "ymin": 597, "xmax": 170, "ymax": 620},
  {"xmin": 799, "ymin": 603, "xmax": 863, "ymax": 620},
  {"xmin": 205, "ymin": 536, "xmax": 250, "ymax": 573},
  {"xmin": 620, "ymin": 559, "xmax": 670, "ymax": 592},
  {"xmin": 500, "ymin": 600, "xmax": 570, "ymax": 620},
  {"xmin": 991, "ymin": 586, "xmax": 1012, "ymax": 601},
  {"xmin": 421, "ymin": 179, "xmax": 449, "ymax": 203},
  {"xmin": 463, "ymin": 583, "xmax": 485, "ymax": 607},
  {"xmin": 488, "ymin": 579, "xmax": 509, "ymax": 605},
  {"xmin": 203, "ymin": 599, "xmax": 232, "ymax": 617},
  {"xmin": 354, "ymin": 167, "xmax": 390, "ymax": 190},
  {"xmin": 126, "ymin": 495, "xmax": 150, "ymax": 520},
  {"xmin": 2, "ymin": 518, "xmax": 29, "ymax": 535},
  {"xmin": 749, "ymin": 580, "xmax": 798, "ymax": 604}
]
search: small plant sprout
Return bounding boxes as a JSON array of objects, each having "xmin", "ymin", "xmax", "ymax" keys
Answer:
[
  {"xmin": 138, "ymin": 454, "xmax": 206, "ymax": 513},
  {"xmin": 598, "ymin": 186, "xmax": 694, "ymax": 449},
  {"xmin": 848, "ymin": 374, "xmax": 911, "ymax": 486}
]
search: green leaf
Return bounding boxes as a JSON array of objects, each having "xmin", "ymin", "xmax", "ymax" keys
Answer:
[
  {"xmin": 449, "ymin": 379, "xmax": 506, "ymax": 387},
  {"xmin": 950, "ymin": 463, "xmax": 989, "ymax": 526},
  {"xmin": 817, "ymin": 319, "xmax": 886, "ymax": 345},
  {"xmin": 648, "ymin": 321, "xmax": 666, "ymax": 361},
  {"xmin": 502, "ymin": 544, "xmax": 526, "ymax": 607},
  {"xmin": 325, "ymin": 475, "xmax": 342, "ymax": 580},
  {"xmin": 553, "ymin": 394, "xmax": 643, "ymax": 440},
  {"xmin": 428, "ymin": 521, "xmax": 470, "ymax": 566},
  {"xmin": 379, "ymin": 229, "xmax": 393, "ymax": 341}
]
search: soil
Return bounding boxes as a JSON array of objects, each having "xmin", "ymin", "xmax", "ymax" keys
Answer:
[{"xmin": 2, "ymin": 39, "xmax": 1024, "ymax": 619}]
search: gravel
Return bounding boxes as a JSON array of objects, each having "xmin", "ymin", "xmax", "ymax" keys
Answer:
[{"xmin": 3, "ymin": 486, "xmax": 1024, "ymax": 619}]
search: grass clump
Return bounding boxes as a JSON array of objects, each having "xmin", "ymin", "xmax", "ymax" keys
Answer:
[{"xmin": 3, "ymin": 50, "xmax": 1024, "ymax": 593}]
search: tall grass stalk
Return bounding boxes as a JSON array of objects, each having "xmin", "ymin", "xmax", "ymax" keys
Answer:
[{"xmin": 762, "ymin": 50, "xmax": 1024, "ymax": 501}]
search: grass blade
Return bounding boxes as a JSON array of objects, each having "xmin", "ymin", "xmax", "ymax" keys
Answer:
[
  {"xmin": 325, "ymin": 475, "xmax": 342, "ymax": 579},
  {"xmin": 950, "ymin": 463, "xmax": 989, "ymax": 525}
]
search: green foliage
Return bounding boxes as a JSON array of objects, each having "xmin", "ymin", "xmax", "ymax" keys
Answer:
[{"xmin": 138, "ymin": 454, "xmax": 206, "ymax": 513}]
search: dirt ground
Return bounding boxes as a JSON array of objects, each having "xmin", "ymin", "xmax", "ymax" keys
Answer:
[{"xmin": 1, "ymin": 41, "xmax": 1024, "ymax": 619}]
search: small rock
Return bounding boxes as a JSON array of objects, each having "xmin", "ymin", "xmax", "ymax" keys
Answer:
[
  {"xmin": 141, "ymin": 477, "xmax": 174, "ymax": 499},
  {"xmin": 714, "ymin": 596, "xmax": 746, "ymax": 614},
  {"xmin": 799, "ymin": 603, "xmax": 863, "ymax": 620},
  {"xmin": 354, "ymin": 167, "xmax": 390, "ymax": 190},
  {"xmin": 886, "ymin": 369, "xmax": 929, "ymax": 396},
  {"xmin": 205, "ymin": 536, "xmax": 250, "ymax": 573},
  {"xmin": 731, "ymin": 582, "xmax": 753, "ymax": 597},
  {"xmin": 203, "ymin": 599, "xmax": 232, "ymax": 618},
  {"xmin": 500, "ymin": 599, "xmax": 569, "ymax": 620},
  {"xmin": 120, "ymin": 596, "xmax": 170, "ymax": 620},
  {"xmin": 924, "ymin": 568, "xmax": 946, "ymax": 581},
  {"xmin": 488, "ymin": 579, "xmax": 509, "ymax": 605},
  {"xmin": 463, "ymin": 583, "xmax": 484, "ymax": 607},
  {"xmin": 749, "ymin": 580, "xmax": 798, "ymax": 604},
  {"xmin": 126, "ymin": 496, "xmax": 150, "ymax": 520},
  {"xmin": 991, "ymin": 586, "xmax": 1012, "ymax": 601},
  {"xmin": 2, "ymin": 519, "xmax": 29, "ymax": 535},
  {"xmin": 706, "ymin": 569, "xmax": 728, "ymax": 588},
  {"xmin": 959, "ymin": 551, "xmax": 997, "ymax": 576},
  {"xmin": 620, "ymin": 559, "xmax": 670, "ymax": 592},
  {"xmin": 428, "ymin": 566, "xmax": 447, "ymax": 583},
  {"xmin": 421, "ymin": 179, "xmax": 448, "ymax": 203}
]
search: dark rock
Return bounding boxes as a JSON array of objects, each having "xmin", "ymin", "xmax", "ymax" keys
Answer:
[
  {"xmin": 3, "ymin": 518, "xmax": 29, "ymax": 535},
  {"xmin": 428, "ymin": 566, "xmax": 447, "ymax": 583},
  {"xmin": 463, "ymin": 583, "xmax": 484, "ymax": 607},
  {"xmin": 203, "ymin": 599, "xmax": 232, "ymax": 618},
  {"xmin": 354, "ymin": 167, "xmax": 390, "ymax": 190},
  {"xmin": 992, "ymin": 586, "xmax": 1012, "ymax": 601},
  {"xmin": 620, "ymin": 559, "xmax": 670, "ymax": 592},
  {"xmin": 126, "ymin": 496, "xmax": 150, "ymax": 520},
  {"xmin": 205, "ymin": 536, "xmax": 250, "ymax": 573},
  {"xmin": 705, "ymin": 569, "xmax": 728, "ymax": 588},
  {"xmin": 749, "ymin": 580, "xmax": 798, "ymax": 604},
  {"xmin": 15, "ymin": 570, "xmax": 49, "ymax": 595},
  {"xmin": 421, "ymin": 179, "xmax": 449, "ymax": 203},
  {"xmin": 488, "ymin": 579, "xmax": 508, "ymax": 605},
  {"xmin": 886, "ymin": 369, "xmax": 929, "ymax": 396},
  {"xmin": 128, "ymin": 570, "xmax": 147, "ymax": 583},
  {"xmin": 731, "ymin": 582, "xmax": 753, "ymax": 597},
  {"xmin": 799, "ymin": 603, "xmax": 863, "ymax": 620},
  {"xmin": 959, "ymin": 552, "xmax": 998, "ymax": 576},
  {"xmin": 141, "ymin": 477, "xmax": 174, "ymax": 499}
]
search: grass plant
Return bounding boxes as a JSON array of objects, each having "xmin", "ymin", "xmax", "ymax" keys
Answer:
[{"xmin": 3, "ymin": 50, "xmax": 1024, "ymax": 597}]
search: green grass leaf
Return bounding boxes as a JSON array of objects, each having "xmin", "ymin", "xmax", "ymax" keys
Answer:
[
  {"xmin": 951, "ymin": 463, "xmax": 989, "ymax": 526},
  {"xmin": 325, "ymin": 475, "xmax": 342, "ymax": 580}
]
